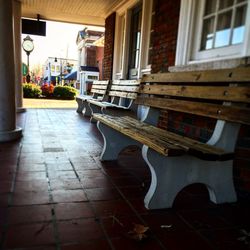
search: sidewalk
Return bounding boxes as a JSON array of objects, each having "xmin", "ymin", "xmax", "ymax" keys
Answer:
[{"xmin": 23, "ymin": 98, "xmax": 77, "ymax": 109}]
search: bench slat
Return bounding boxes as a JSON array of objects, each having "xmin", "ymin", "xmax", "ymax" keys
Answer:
[
  {"xmin": 140, "ymin": 85, "xmax": 250, "ymax": 103},
  {"xmin": 142, "ymin": 67, "xmax": 250, "ymax": 83},
  {"xmin": 120, "ymin": 116, "xmax": 230, "ymax": 158},
  {"xmin": 92, "ymin": 80, "xmax": 109, "ymax": 85},
  {"xmin": 91, "ymin": 85, "xmax": 108, "ymax": 90},
  {"xmin": 94, "ymin": 114, "xmax": 185, "ymax": 156},
  {"xmin": 111, "ymin": 86, "xmax": 139, "ymax": 92},
  {"xmin": 109, "ymin": 91, "xmax": 138, "ymax": 99},
  {"xmin": 94, "ymin": 114, "xmax": 233, "ymax": 160},
  {"xmin": 112, "ymin": 80, "xmax": 140, "ymax": 85},
  {"xmin": 90, "ymin": 89, "xmax": 106, "ymax": 95},
  {"xmin": 136, "ymin": 96, "xmax": 250, "ymax": 125}
]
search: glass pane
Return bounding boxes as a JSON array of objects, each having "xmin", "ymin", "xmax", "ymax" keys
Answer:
[
  {"xmin": 219, "ymin": 0, "xmax": 234, "ymax": 10},
  {"xmin": 201, "ymin": 17, "xmax": 215, "ymax": 50},
  {"xmin": 204, "ymin": 0, "xmax": 217, "ymax": 15},
  {"xmin": 215, "ymin": 11, "xmax": 232, "ymax": 47},
  {"xmin": 232, "ymin": 5, "xmax": 246, "ymax": 44}
]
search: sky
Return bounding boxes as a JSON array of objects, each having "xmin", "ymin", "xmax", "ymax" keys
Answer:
[{"xmin": 21, "ymin": 21, "xmax": 104, "ymax": 71}]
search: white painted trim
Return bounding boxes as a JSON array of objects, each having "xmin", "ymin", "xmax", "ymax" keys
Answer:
[
  {"xmin": 175, "ymin": 0, "xmax": 196, "ymax": 65},
  {"xmin": 139, "ymin": 0, "xmax": 153, "ymax": 77},
  {"xmin": 176, "ymin": 0, "xmax": 250, "ymax": 66}
]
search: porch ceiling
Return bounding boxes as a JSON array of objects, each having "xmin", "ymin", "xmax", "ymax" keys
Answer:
[{"xmin": 20, "ymin": 0, "xmax": 124, "ymax": 26}]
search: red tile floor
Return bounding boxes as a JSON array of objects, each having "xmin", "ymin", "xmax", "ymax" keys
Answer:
[{"xmin": 0, "ymin": 109, "xmax": 250, "ymax": 250}]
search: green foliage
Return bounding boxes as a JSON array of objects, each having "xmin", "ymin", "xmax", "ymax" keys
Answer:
[
  {"xmin": 23, "ymin": 83, "xmax": 41, "ymax": 98},
  {"xmin": 53, "ymin": 86, "xmax": 77, "ymax": 100},
  {"xmin": 41, "ymin": 83, "xmax": 54, "ymax": 97}
]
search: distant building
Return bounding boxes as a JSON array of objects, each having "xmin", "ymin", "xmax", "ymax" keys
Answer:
[
  {"xmin": 76, "ymin": 27, "xmax": 104, "ymax": 93},
  {"xmin": 43, "ymin": 57, "xmax": 77, "ymax": 85}
]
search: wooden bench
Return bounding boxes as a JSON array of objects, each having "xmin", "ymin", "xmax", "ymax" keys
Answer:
[
  {"xmin": 93, "ymin": 67, "xmax": 250, "ymax": 209},
  {"xmin": 76, "ymin": 80, "xmax": 109, "ymax": 116},
  {"xmin": 88, "ymin": 80, "xmax": 140, "ymax": 121}
]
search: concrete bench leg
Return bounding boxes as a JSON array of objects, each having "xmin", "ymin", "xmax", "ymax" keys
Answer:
[
  {"xmin": 142, "ymin": 145, "xmax": 237, "ymax": 209},
  {"xmin": 83, "ymin": 101, "xmax": 92, "ymax": 117},
  {"xmin": 97, "ymin": 122, "xmax": 141, "ymax": 161},
  {"xmin": 76, "ymin": 99, "xmax": 84, "ymax": 113},
  {"xmin": 89, "ymin": 103, "xmax": 102, "ymax": 123}
]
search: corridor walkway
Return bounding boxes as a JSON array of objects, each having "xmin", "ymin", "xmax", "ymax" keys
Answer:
[{"xmin": 0, "ymin": 108, "xmax": 249, "ymax": 249}]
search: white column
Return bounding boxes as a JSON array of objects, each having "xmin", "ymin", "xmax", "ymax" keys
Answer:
[
  {"xmin": 13, "ymin": 0, "xmax": 26, "ymax": 113},
  {"xmin": 0, "ymin": 0, "xmax": 22, "ymax": 142}
]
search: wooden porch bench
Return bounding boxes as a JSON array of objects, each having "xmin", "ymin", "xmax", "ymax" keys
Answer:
[
  {"xmin": 88, "ymin": 80, "xmax": 140, "ymax": 121},
  {"xmin": 93, "ymin": 67, "xmax": 250, "ymax": 209},
  {"xmin": 76, "ymin": 80, "xmax": 109, "ymax": 116}
]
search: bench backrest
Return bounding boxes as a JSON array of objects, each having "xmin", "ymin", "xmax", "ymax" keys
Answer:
[
  {"xmin": 137, "ymin": 68, "xmax": 250, "ymax": 125},
  {"xmin": 90, "ymin": 80, "xmax": 109, "ymax": 100},
  {"xmin": 108, "ymin": 80, "xmax": 141, "ymax": 107},
  {"xmin": 136, "ymin": 67, "xmax": 250, "ymax": 152}
]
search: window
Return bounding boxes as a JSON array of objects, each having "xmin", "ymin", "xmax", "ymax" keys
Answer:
[
  {"xmin": 147, "ymin": 0, "xmax": 156, "ymax": 65},
  {"xmin": 201, "ymin": 0, "xmax": 247, "ymax": 50},
  {"xmin": 175, "ymin": 0, "xmax": 250, "ymax": 65},
  {"xmin": 128, "ymin": 3, "xmax": 142, "ymax": 78},
  {"xmin": 112, "ymin": 0, "xmax": 155, "ymax": 79}
]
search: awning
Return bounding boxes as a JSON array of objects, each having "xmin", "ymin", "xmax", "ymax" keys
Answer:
[{"xmin": 64, "ymin": 71, "xmax": 77, "ymax": 80}]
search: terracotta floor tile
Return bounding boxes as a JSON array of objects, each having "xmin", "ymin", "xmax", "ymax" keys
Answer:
[
  {"xmin": 4, "ymin": 222, "xmax": 55, "ymax": 248},
  {"xmin": 178, "ymin": 209, "xmax": 231, "ymax": 230},
  {"xmin": 8, "ymin": 205, "xmax": 52, "ymax": 225},
  {"xmin": 12, "ymin": 191, "xmax": 50, "ymax": 205},
  {"xmin": 142, "ymin": 211, "xmax": 191, "ymax": 233},
  {"xmin": 102, "ymin": 215, "xmax": 142, "ymax": 239},
  {"xmin": 0, "ymin": 108, "xmax": 248, "ymax": 250},
  {"xmin": 54, "ymin": 202, "xmax": 94, "ymax": 220},
  {"xmin": 81, "ymin": 176, "xmax": 114, "ymax": 189},
  {"xmin": 201, "ymin": 228, "xmax": 250, "ymax": 250},
  {"xmin": 57, "ymin": 218, "xmax": 105, "ymax": 244},
  {"xmin": 0, "ymin": 194, "xmax": 9, "ymax": 207},
  {"xmin": 85, "ymin": 188, "xmax": 121, "ymax": 201},
  {"xmin": 0, "ymin": 181, "xmax": 12, "ymax": 194},
  {"xmin": 111, "ymin": 236, "xmax": 164, "ymax": 250},
  {"xmin": 18, "ymin": 163, "xmax": 46, "ymax": 172},
  {"xmin": 47, "ymin": 163, "xmax": 73, "ymax": 171},
  {"xmin": 49, "ymin": 179, "xmax": 82, "ymax": 190},
  {"xmin": 14, "ymin": 180, "xmax": 48, "ymax": 192},
  {"xmin": 92, "ymin": 200, "xmax": 134, "ymax": 218},
  {"xmin": 48, "ymin": 170, "xmax": 77, "ymax": 179},
  {"xmin": 217, "ymin": 203, "xmax": 250, "ymax": 228},
  {"xmin": 16, "ymin": 171, "xmax": 47, "ymax": 181},
  {"xmin": 18, "ymin": 246, "xmax": 57, "ymax": 250},
  {"xmin": 77, "ymin": 169, "xmax": 105, "ymax": 178},
  {"xmin": 60, "ymin": 239, "xmax": 111, "ymax": 250},
  {"xmin": 0, "ymin": 207, "xmax": 8, "ymax": 225},
  {"xmin": 0, "ymin": 169, "xmax": 14, "ymax": 181},
  {"xmin": 128, "ymin": 199, "xmax": 149, "ymax": 215},
  {"xmin": 158, "ymin": 230, "xmax": 214, "ymax": 250},
  {"xmin": 119, "ymin": 186, "xmax": 147, "ymax": 199},
  {"xmin": 51, "ymin": 190, "xmax": 87, "ymax": 203},
  {"xmin": 111, "ymin": 176, "xmax": 142, "ymax": 187}
]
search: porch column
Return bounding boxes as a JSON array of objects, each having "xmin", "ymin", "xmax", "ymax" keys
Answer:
[
  {"xmin": 0, "ymin": 0, "xmax": 22, "ymax": 142},
  {"xmin": 13, "ymin": 0, "xmax": 26, "ymax": 113}
]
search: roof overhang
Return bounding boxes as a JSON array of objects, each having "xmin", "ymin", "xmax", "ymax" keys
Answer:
[{"xmin": 20, "ymin": 0, "xmax": 127, "ymax": 26}]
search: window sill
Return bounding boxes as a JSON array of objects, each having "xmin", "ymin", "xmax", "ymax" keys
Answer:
[{"xmin": 169, "ymin": 56, "xmax": 250, "ymax": 72}]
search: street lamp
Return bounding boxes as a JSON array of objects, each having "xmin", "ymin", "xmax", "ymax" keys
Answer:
[
  {"xmin": 22, "ymin": 35, "xmax": 34, "ymax": 83},
  {"xmin": 54, "ymin": 57, "xmax": 63, "ymax": 85}
]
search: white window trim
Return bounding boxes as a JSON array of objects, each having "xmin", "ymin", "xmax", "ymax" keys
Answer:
[
  {"xmin": 112, "ymin": 0, "xmax": 153, "ymax": 79},
  {"xmin": 175, "ymin": 0, "xmax": 250, "ymax": 66}
]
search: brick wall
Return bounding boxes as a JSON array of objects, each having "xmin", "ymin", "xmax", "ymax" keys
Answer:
[
  {"xmin": 151, "ymin": 0, "xmax": 180, "ymax": 74},
  {"xmin": 86, "ymin": 47, "xmax": 97, "ymax": 67},
  {"xmin": 96, "ymin": 47, "xmax": 104, "ymax": 80},
  {"xmin": 103, "ymin": 12, "xmax": 116, "ymax": 80},
  {"xmin": 149, "ymin": 0, "xmax": 250, "ymax": 196}
]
